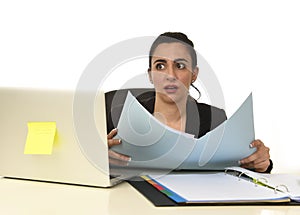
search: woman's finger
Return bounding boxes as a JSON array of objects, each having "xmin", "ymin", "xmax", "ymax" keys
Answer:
[
  {"xmin": 107, "ymin": 128, "xmax": 118, "ymax": 139},
  {"xmin": 108, "ymin": 138, "xmax": 122, "ymax": 148},
  {"xmin": 108, "ymin": 149, "xmax": 131, "ymax": 162}
]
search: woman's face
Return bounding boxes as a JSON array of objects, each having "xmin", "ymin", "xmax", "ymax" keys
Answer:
[{"xmin": 149, "ymin": 42, "xmax": 198, "ymax": 104}]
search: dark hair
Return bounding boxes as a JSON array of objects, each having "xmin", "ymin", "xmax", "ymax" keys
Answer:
[
  {"xmin": 148, "ymin": 32, "xmax": 197, "ymax": 70},
  {"xmin": 149, "ymin": 32, "xmax": 201, "ymax": 99}
]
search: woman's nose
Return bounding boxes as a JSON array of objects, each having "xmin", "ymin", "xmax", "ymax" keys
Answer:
[{"xmin": 166, "ymin": 65, "xmax": 176, "ymax": 81}]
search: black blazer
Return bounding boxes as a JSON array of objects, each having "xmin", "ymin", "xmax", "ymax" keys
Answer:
[
  {"xmin": 105, "ymin": 88, "xmax": 273, "ymax": 173},
  {"xmin": 105, "ymin": 88, "xmax": 227, "ymax": 138}
]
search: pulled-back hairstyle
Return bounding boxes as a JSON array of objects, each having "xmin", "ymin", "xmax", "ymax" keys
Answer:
[
  {"xmin": 148, "ymin": 32, "xmax": 197, "ymax": 70},
  {"xmin": 148, "ymin": 32, "xmax": 201, "ymax": 99}
]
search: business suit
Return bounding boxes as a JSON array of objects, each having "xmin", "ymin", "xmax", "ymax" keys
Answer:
[
  {"xmin": 106, "ymin": 89, "xmax": 227, "ymax": 138},
  {"xmin": 105, "ymin": 89, "xmax": 273, "ymax": 173}
]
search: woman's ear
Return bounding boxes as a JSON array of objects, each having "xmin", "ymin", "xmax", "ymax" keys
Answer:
[
  {"xmin": 191, "ymin": 66, "xmax": 199, "ymax": 83},
  {"xmin": 148, "ymin": 68, "xmax": 153, "ymax": 84}
]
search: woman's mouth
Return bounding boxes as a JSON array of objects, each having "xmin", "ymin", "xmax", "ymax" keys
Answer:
[{"xmin": 164, "ymin": 85, "xmax": 178, "ymax": 94}]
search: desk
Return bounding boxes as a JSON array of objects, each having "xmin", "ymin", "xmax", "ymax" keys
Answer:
[{"xmin": 1, "ymin": 176, "xmax": 299, "ymax": 215}]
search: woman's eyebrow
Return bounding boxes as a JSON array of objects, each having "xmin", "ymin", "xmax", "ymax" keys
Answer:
[
  {"xmin": 153, "ymin": 59, "xmax": 167, "ymax": 64},
  {"xmin": 174, "ymin": 58, "xmax": 188, "ymax": 63},
  {"xmin": 153, "ymin": 58, "xmax": 189, "ymax": 64}
]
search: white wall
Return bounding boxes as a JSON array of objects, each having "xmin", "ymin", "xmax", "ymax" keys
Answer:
[{"xmin": 1, "ymin": 0, "xmax": 299, "ymax": 173}]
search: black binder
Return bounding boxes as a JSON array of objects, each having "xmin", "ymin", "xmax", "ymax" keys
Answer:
[{"xmin": 127, "ymin": 175, "xmax": 300, "ymax": 207}]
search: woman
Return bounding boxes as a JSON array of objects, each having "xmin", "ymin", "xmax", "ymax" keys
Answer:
[{"xmin": 107, "ymin": 32, "xmax": 272, "ymax": 173}]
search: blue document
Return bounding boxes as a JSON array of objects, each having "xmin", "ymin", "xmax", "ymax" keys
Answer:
[{"xmin": 112, "ymin": 92, "xmax": 256, "ymax": 170}]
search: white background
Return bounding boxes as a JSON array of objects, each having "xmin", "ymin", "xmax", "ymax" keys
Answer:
[{"xmin": 1, "ymin": 0, "xmax": 299, "ymax": 173}]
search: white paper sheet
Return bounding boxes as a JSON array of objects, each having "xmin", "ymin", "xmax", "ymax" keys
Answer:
[
  {"xmin": 112, "ymin": 92, "xmax": 256, "ymax": 170},
  {"xmin": 225, "ymin": 166, "xmax": 300, "ymax": 202},
  {"xmin": 147, "ymin": 173, "xmax": 290, "ymax": 203}
]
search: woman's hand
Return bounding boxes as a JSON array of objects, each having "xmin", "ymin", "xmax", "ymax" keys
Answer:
[
  {"xmin": 239, "ymin": 139, "xmax": 271, "ymax": 173},
  {"xmin": 107, "ymin": 128, "xmax": 131, "ymax": 166}
]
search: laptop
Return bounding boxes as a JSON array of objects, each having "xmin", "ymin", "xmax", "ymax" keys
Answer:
[{"xmin": 0, "ymin": 87, "xmax": 122, "ymax": 187}]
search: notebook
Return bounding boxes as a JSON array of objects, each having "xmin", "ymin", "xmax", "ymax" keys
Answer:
[
  {"xmin": 141, "ymin": 167, "xmax": 300, "ymax": 205},
  {"xmin": 0, "ymin": 87, "xmax": 122, "ymax": 187}
]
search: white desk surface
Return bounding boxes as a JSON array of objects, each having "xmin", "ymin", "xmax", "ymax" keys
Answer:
[{"xmin": 1, "ymin": 176, "xmax": 299, "ymax": 215}]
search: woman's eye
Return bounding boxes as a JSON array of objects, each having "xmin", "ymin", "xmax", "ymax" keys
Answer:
[
  {"xmin": 155, "ymin": 63, "xmax": 165, "ymax": 70},
  {"xmin": 176, "ymin": 63, "xmax": 185, "ymax": 69}
]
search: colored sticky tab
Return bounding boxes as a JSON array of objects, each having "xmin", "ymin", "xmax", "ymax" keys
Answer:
[{"xmin": 24, "ymin": 122, "xmax": 56, "ymax": 155}]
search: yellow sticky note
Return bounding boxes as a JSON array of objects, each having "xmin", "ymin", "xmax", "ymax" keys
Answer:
[{"xmin": 24, "ymin": 122, "xmax": 56, "ymax": 155}]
